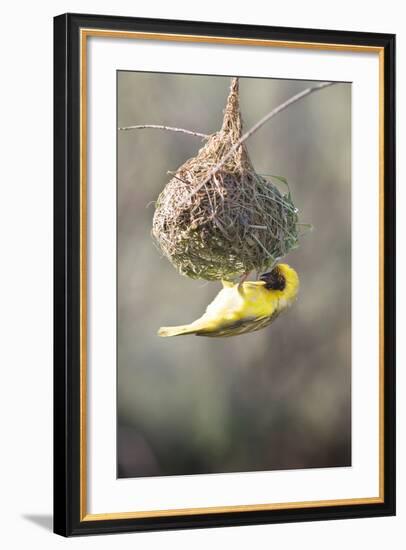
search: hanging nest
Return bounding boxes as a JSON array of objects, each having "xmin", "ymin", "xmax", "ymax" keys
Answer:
[{"xmin": 152, "ymin": 78, "xmax": 300, "ymax": 281}]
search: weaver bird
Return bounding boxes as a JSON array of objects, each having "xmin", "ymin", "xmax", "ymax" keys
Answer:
[{"xmin": 158, "ymin": 263, "xmax": 299, "ymax": 338}]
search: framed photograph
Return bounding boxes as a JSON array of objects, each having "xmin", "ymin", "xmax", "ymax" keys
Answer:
[{"xmin": 54, "ymin": 13, "xmax": 395, "ymax": 536}]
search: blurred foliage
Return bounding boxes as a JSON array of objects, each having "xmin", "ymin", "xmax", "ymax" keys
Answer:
[{"xmin": 117, "ymin": 72, "xmax": 351, "ymax": 478}]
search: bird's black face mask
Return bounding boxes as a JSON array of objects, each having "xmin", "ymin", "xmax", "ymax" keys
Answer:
[{"xmin": 260, "ymin": 266, "xmax": 286, "ymax": 291}]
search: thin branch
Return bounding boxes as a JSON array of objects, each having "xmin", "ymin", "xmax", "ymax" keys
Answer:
[
  {"xmin": 118, "ymin": 124, "xmax": 209, "ymax": 139},
  {"xmin": 187, "ymin": 81, "xmax": 336, "ymax": 200}
]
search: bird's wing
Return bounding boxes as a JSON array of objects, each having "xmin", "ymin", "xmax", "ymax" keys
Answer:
[{"xmin": 197, "ymin": 310, "xmax": 281, "ymax": 338}]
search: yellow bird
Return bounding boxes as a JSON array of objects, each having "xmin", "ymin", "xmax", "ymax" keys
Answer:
[{"xmin": 158, "ymin": 263, "xmax": 299, "ymax": 338}]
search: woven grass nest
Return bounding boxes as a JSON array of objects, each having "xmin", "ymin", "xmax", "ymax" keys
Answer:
[{"xmin": 152, "ymin": 78, "xmax": 300, "ymax": 281}]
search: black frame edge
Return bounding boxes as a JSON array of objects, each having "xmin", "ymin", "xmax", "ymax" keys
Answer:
[
  {"xmin": 60, "ymin": 11, "xmax": 395, "ymax": 46},
  {"xmin": 53, "ymin": 13, "xmax": 396, "ymax": 537},
  {"xmin": 382, "ymin": 33, "xmax": 396, "ymax": 518},
  {"xmin": 53, "ymin": 13, "xmax": 69, "ymax": 537}
]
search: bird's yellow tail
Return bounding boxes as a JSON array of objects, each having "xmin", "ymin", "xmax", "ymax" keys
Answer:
[{"xmin": 158, "ymin": 324, "xmax": 198, "ymax": 337}]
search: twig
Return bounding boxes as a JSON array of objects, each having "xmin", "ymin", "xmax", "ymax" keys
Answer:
[
  {"xmin": 187, "ymin": 81, "xmax": 336, "ymax": 200},
  {"xmin": 118, "ymin": 124, "xmax": 209, "ymax": 139}
]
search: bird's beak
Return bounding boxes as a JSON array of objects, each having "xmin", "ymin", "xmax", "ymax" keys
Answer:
[
  {"xmin": 259, "ymin": 271, "xmax": 272, "ymax": 284},
  {"xmin": 260, "ymin": 267, "xmax": 286, "ymax": 291}
]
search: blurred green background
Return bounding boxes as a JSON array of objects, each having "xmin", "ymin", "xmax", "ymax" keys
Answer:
[{"xmin": 117, "ymin": 72, "xmax": 351, "ymax": 478}]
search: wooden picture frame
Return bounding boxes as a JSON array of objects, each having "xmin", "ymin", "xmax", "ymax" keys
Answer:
[{"xmin": 54, "ymin": 12, "xmax": 395, "ymax": 536}]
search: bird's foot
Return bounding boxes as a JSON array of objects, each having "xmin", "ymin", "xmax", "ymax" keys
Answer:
[{"xmin": 237, "ymin": 272, "xmax": 250, "ymax": 292}]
